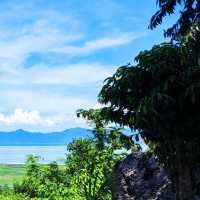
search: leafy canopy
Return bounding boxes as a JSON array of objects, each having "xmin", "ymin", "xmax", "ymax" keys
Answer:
[
  {"xmin": 98, "ymin": 41, "xmax": 200, "ymax": 199},
  {"xmin": 66, "ymin": 138, "xmax": 121, "ymax": 200},
  {"xmin": 150, "ymin": 0, "xmax": 200, "ymax": 40},
  {"xmin": 99, "ymin": 43, "xmax": 200, "ymax": 140},
  {"xmin": 98, "ymin": 43, "xmax": 200, "ymax": 168},
  {"xmin": 77, "ymin": 108, "xmax": 135, "ymax": 150}
]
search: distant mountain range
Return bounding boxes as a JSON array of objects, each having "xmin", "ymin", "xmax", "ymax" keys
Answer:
[{"xmin": 0, "ymin": 128, "xmax": 92, "ymax": 146}]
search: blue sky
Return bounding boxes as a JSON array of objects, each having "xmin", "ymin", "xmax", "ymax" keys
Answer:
[{"xmin": 0, "ymin": 0, "xmax": 176, "ymax": 131}]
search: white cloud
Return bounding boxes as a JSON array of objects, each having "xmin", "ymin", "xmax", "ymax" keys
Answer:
[
  {"xmin": 0, "ymin": 108, "xmax": 88, "ymax": 131},
  {"xmin": 29, "ymin": 63, "xmax": 114, "ymax": 85},
  {"xmin": 0, "ymin": 89, "xmax": 95, "ymax": 114},
  {"xmin": 0, "ymin": 16, "xmax": 138, "ymax": 80},
  {"xmin": 0, "ymin": 108, "xmax": 53, "ymax": 126},
  {"xmin": 0, "ymin": 62, "xmax": 115, "ymax": 86},
  {"xmin": 52, "ymin": 33, "xmax": 144, "ymax": 55},
  {"xmin": 0, "ymin": 29, "xmax": 142, "ymax": 76},
  {"xmin": 0, "ymin": 18, "xmax": 81, "ymax": 74}
]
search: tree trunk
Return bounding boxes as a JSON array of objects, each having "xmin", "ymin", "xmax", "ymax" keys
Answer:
[
  {"xmin": 174, "ymin": 139, "xmax": 194, "ymax": 200},
  {"xmin": 176, "ymin": 163, "xmax": 193, "ymax": 200}
]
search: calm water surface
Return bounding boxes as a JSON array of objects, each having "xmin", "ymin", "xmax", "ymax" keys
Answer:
[{"xmin": 0, "ymin": 146, "xmax": 67, "ymax": 164}]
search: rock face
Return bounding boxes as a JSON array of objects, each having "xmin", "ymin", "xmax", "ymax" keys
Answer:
[
  {"xmin": 113, "ymin": 153, "xmax": 200, "ymax": 200},
  {"xmin": 113, "ymin": 153, "xmax": 175, "ymax": 200}
]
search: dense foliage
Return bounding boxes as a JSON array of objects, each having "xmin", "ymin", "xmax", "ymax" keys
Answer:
[
  {"xmin": 0, "ymin": 186, "xmax": 34, "ymax": 200},
  {"xmin": 14, "ymin": 155, "xmax": 71, "ymax": 199},
  {"xmin": 65, "ymin": 138, "xmax": 119, "ymax": 200},
  {"xmin": 11, "ymin": 143, "xmax": 121, "ymax": 199},
  {"xmin": 98, "ymin": 42, "xmax": 200, "ymax": 199},
  {"xmin": 0, "ymin": 109, "xmax": 132, "ymax": 200}
]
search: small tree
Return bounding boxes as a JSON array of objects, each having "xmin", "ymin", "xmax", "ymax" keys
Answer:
[
  {"xmin": 66, "ymin": 138, "xmax": 117, "ymax": 200},
  {"xmin": 14, "ymin": 156, "xmax": 71, "ymax": 199},
  {"xmin": 64, "ymin": 109, "xmax": 133, "ymax": 200},
  {"xmin": 77, "ymin": 109, "xmax": 135, "ymax": 151}
]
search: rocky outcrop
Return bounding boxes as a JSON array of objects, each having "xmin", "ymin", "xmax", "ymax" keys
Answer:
[
  {"xmin": 113, "ymin": 153, "xmax": 175, "ymax": 200},
  {"xmin": 113, "ymin": 153, "xmax": 200, "ymax": 200}
]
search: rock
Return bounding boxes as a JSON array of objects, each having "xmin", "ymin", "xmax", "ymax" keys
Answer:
[
  {"xmin": 113, "ymin": 152, "xmax": 200, "ymax": 199},
  {"xmin": 112, "ymin": 153, "xmax": 175, "ymax": 200},
  {"xmin": 112, "ymin": 152, "xmax": 200, "ymax": 200}
]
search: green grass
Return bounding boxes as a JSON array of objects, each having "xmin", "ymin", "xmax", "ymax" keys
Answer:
[
  {"xmin": 0, "ymin": 165, "xmax": 26, "ymax": 186},
  {"xmin": 0, "ymin": 164, "xmax": 65, "ymax": 186}
]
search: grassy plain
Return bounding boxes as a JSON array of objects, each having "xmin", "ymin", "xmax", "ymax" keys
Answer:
[{"xmin": 0, "ymin": 165, "xmax": 26, "ymax": 186}]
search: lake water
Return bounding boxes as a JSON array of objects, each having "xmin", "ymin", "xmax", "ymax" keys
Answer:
[{"xmin": 0, "ymin": 146, "xmax": 67, "ymax": 164}]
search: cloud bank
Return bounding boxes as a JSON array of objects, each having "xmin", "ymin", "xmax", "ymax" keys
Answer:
[{"xmin": 0, "ymin": 0, "xmax": 147, "ymax": 131}]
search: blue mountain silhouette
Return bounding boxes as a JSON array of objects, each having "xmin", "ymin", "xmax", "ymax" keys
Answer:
[{"xmin": 0, "ymin": 128, "xmax": 92, "ymax": 146}]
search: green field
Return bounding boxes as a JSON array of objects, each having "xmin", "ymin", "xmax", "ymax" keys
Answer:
[
  {"xmin": 0, "ymin": 164, "xmax": 65, "ymax": 186},
  {"xmin": 0, "ymin": 165, "xmax": 26, "ymax": 186}
]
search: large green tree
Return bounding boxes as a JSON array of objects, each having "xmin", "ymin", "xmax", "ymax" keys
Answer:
[{"xmin": 98, "ymin": 43, "xmax": 200, "ymax": 200}]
